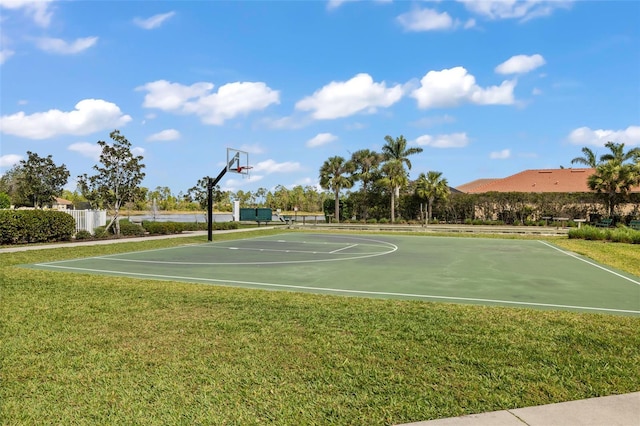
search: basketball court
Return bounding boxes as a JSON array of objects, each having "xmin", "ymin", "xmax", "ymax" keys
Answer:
[{"xmin": 26, "ymin": 232, "xmax": 640, "ymax": 316}]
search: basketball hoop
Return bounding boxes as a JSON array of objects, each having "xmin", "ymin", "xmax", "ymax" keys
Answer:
[{"xmin": 235, "ymin": 166, "xmax": 253, "ymax": 179}]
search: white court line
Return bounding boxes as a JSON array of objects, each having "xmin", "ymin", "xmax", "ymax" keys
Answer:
[
  {"xmin": 537, "ymin": 240, "xmax": 640, "ymax": 286},
  {"xmin": 32, "ymin": 263, "xmax": 640, "ymax": 315},
  {"xmin": 330, "ymin": 244, "xmax": 357, "ymax": 254}
]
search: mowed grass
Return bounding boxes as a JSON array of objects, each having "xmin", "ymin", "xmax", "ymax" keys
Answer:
[{"xmin": 1, "ymin": 231, "xmax": 639, "ymax": 425}]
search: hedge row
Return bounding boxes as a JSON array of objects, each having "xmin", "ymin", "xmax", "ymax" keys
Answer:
[
  {"xmin": 0, "ymin": 210, "xmax": 75, "ymax": 244},
  {"xmin": 568, "ymin": 225, "xmax": 640, "ymax": 244},
  {"xmin": 89, "ymin": 220, "xmax": 238, "ymax": 239}
]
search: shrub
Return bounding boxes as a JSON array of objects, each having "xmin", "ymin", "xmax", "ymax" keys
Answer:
[
  {"xmin": 142, "ymin": 221, "xmax": 186, "ymax": 235},
  {"xmin": 0, "ymin": 210, "xmax": 75, "ymax": 244},
  {"xmin": 75, "ymin": 230, "xmax": 92, "ymax": 240},
  {"xmin": 118, "ymin": 219, "xmax": 146, "ymax": 237},
  {"xmin": 93, "ymin": 226, "xmax": 108, "ymax": 239},
  {"xmin": 367, "ymin": 218, "xmax": 377, "ymax": 224},
  {"xmin": 378, "ymin": 218, "xmax": 389, "ymax": 224}
]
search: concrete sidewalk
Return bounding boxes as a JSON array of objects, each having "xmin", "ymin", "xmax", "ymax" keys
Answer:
[{"xmin": 397, "ymin": 392, "xmax": 640, "ymax": 426}]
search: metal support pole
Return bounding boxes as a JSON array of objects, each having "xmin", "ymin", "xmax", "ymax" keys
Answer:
[
  {"xmin": 206, "ymin": 155, "xmax": 238, "ymax": 241},
  {"xmin": 207, "ymin": 177, "xmax": 213, "ymax": 241}
]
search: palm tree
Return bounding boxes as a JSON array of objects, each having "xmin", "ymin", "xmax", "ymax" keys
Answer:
[
  {"xmin": 350, "ymin": 149, "xmax": 384, "ymax": 220},
  {"xmin": 415, "ymin": 171, "xmax": 450, "ymax": 225},
  {"xmin": 319, "ymin": 156, "xmax": 355, "ymax": 222},
  {"xmin": 378, "ymin": 160, "xmax": 408, "ymax": 223},
  {"xmin": 381, "ymin": 135, "xmax": 423, "ymax": 222},
  {"xmin": 600, "ymin": 141, "xmax": 640, "ymax": 165},
  {"xmin": 585, "ymin": 142, "xmax": 640, "ymax": 217},
  {"xmin": 570, "ymin": 147, "xmax": 598, "ymax": 167}
]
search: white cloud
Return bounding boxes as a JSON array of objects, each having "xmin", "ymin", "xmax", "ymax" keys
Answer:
[
  {"xmin": 567, "ymin": 125, "xmax": 640, "ymax": 147},
  {"xmin": 411, "ymin": 67, "xmax": 516, "ymax": 109},
  {"xmin": 327, "ymin": 0, "xmax": 349, "ymax": 10},
  {"xmin": 532, "ymin": 88, "xmax": 542, "ymax": 95},
  {"xmin": 0, "ymin": 153, "xmax": 23, "ymax": 168},
  {"xmin": 0, "ymin": 99, "xmax": 132, "ymax": 139},
  {"xmin": 252, "ymin": 159, "xmax": 302, "ymax": 174},
  {"xmin": 68, "ymin": 142, "xmax": 102, "ymax": 160},
  {"xmin": 133, "ymin": 11, "xmax": 175, "ymax": 29},
  {"xmin": 0, "ymin": 48, "xmax": 15, "ymax": 64},
  {"xmin": 147, "ymin": 129, "xmax": 180, "ymax": 142},
  {"xmin": 458, "ymin": 0, "xmax": 572, "ymax": 22},
  {"xmin": 295, "ymin": 73, "xmax": 404, "ymax": 120},
  {"xmin": 0, "ymin": 0, "xmax": 55, "ymax": 27},
  {"xmin": 35, "ymin": 36, "xmax": 98, "ymax": 54},
  {"xmin": 261, "ymin": 114, "xmax": 311, "ymax": 130},
  {"xmin": 132, "ymin": 147, "xmax": 145, "ymax": 157},
  {"xmin": 138, "ymin": 79, "xmax": 280, "ymax": 125},
  {"xmin": 415, "ymin": 132, "xmax": 469, "ymax": 148},
  {"xmin": 306, "ymin": 132, "xmax": 337, "ymax": 148},
  {"xmin": 490, "ymin": 149, "xmax": 511, "ymax": 159},
  {"xmin": 396, "ymin": 8, "xmax": 456, "ymax": 32},
  {"xmin": 495, "ymin": 54, "xmax": 546, "ymax": 75}
]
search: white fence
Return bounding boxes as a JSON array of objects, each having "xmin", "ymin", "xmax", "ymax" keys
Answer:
[{"xmin": 65, "ymin": 210, "xmax": 107, "ymax": 234}]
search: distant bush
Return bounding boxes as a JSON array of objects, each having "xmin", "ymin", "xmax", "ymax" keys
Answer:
[
  {"xmin": 142, "ymin": 221, "xmax": 186, "ymax": 235},
  {"xmin": 118, "ymin": 219, "xmax": 146, "ymax": 237},
  {"xmin": 75, "ymin": 230, "xmax": 92, "ymax": 240},
  {"xmin": 93, "ymin": 226, "xmax": 108, "ymax": 239},
  {"xmin": 568, "ymin": 225, "xmax": 640, "ymax": 244},
  {"xmin": 0, "ymin": 210, "xmax": 75, "ymax": 244}
]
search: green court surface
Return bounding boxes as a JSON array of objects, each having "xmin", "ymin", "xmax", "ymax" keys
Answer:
[{"xmin": 28, "ymin": 233, "xmax": 640, "ymax": 315}]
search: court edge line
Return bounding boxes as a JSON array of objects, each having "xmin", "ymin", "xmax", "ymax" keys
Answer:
[
  {"xmin": 32, "ymin": 264, "xmax": 640, "ymax": 315},
  {"xmin": 537, "ymin": 240, "xmax": 640, "ymax": 286}
]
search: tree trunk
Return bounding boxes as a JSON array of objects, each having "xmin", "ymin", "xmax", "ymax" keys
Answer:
[
  {"xmin": 428, "ymin": 197, "xmax": 434, "ymax": 224},
  {"xmin": 334, "ymin": 189, "xmax": 340, "ymax": 223},
  {"xmin": 390, "ymin": 188, "xmax": 396, "ymax": 223}
]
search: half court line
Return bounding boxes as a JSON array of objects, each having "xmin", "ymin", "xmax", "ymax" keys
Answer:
[
  {"xmin": 32, "ymin": 263, "xmax": 640, "ymax": 315},
  {"xmin": 537, "ymin": 241, "xmax": 640, "ymax": 286},
  {"xmin": 330, "ymin": 244, "xmax": 357, "ymax": 253}
]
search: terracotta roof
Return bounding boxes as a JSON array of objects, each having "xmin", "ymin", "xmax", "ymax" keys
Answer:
[
  {"xmin": 455, "ymin": 178, "xmax": 499, "ymax": 193},
  {"xmin": 54, "ymin": 197, "xmax": 74, "ymax": 205},
  {"xmin": 459, "ymin": 168, "xmax": 640, "ymax": 193}
]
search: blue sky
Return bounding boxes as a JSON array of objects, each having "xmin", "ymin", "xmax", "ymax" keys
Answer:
[{"xmin": 1, "ymin": 0, "xmax": 639, "ymax": 196}]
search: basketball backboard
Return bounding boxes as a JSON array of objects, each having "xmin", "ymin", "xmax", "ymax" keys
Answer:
[{"xmin": 226, "ymin": 148, "xmax": 250, "ymax": 175}]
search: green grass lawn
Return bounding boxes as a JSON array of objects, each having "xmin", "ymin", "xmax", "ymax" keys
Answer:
[{"xmin": 2, "ymin": 230, "xmax": 639, "ymax": 425}]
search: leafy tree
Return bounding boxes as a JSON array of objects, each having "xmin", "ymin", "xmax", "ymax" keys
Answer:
[
  {"xmin": 381, "ymin": 135, "xmax": 423, "ymax": 222},
  {"xmin": 0, "ymin": 192, "xmax": 11, "ymax": 209},
  {"xmin": 319, "ymin": 156, "xmax": 355, "ymax": 222},
  {"xmin": 378, "ymin": 160, "xmax": 408, "ymax": 223},
  {"xmin": 77, "ymin": 130, "xmax": 146, "ymax": 235},
  {"xmin": 0, "ymin": 164, "xmax": 24, "ymax": 204},
  {"xmin": 9, "ymin": 152, "xmax": 70, "ymax": 208},
  {"xmin": 351, "ymin": 149, "xmax": 383, "ymax": 220},
  {"xmin": 415, "ymin": 171, "xmax": 450, "ymax": 224},
  {"xmin": 187, "ymin": 177, "xmax": 223, "ymax": 212}
]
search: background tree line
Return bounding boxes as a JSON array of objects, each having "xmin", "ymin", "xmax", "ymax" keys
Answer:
[{"xmin": 1, "ymin": 131, "xmax": 638, "ymax": 229}]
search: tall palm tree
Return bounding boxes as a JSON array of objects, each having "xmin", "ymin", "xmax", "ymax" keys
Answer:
[
  {"xmin": 381, "ymin": 135, "xmax": 423, "ymax": 222},
  {"xmin": 350, "ymin": 149, "xmax": 384, "ymax": 220},
  {"xmin": 415, "ymin": 171, "xmax": 450, "ymax": 225},
  {"xmin": 319, "ymin": 156, "xmax": 355, "ymax": 222},
  {"xmin": 378, "ymin": 160, "xmax": 408, "ymax": 223},
  {"xmin": 570, "ymin": 147, "xmax": 598, "ymax": 167}
]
